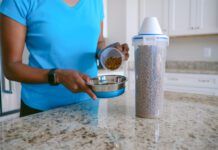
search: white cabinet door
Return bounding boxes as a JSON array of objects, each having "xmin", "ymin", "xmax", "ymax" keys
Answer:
[
  {"xmin": 169, "ymin": 0, "xmax": 198, "ymax": 36},
  {"xmin": 196, "ymin": 0, "xmax": 218, "ymax": 35},
  {"xmin": 139, "ymin": 0, "xmax": 218, "ymax": 37},
  {"xmin": 169, "ymin": 0, "xmax": 218, "ymax": 36},
  {"xmin": 139, "ymin": 0, "xmax": 169, "ymax": 35}
]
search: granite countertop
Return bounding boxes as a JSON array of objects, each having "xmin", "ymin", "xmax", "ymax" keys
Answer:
[{"xmin": 1, "ymin": 71, "xmax": 218, "ymax": 150}]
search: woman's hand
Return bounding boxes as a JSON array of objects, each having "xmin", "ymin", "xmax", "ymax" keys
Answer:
[
  {"xmin": 114, "ymin": 43, "xmax": 130, "ymax": 61},
  {"xmin": 56, "ymin": 70, "xmax": 97, "ymax": 100}
]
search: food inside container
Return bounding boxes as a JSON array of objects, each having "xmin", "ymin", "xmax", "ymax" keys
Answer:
[
  {"xmin": 105, "ymin": 57, "xmax": 122, "ymax": 70},
  {"xmin": 99, "ymin": 47, "xmax": 124, "ymax": 71}
]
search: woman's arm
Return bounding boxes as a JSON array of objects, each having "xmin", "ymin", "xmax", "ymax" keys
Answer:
[
  {"xmin": 1, "ymin": 15, "xmax": 49, "ymax": 83},
  {"xmin": 1, "ymin": 15, "xmax": 96, "ymax": 99},
  {"xmin": 97, "ymin": 22, "xmax": 106, "ymax": 50}
]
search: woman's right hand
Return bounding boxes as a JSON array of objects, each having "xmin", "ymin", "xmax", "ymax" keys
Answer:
[{"xmin": 56, "ymin": 70, "xmax": 97, "ymax": 100}]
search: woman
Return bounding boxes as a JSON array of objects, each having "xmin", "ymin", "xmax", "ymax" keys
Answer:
[{"xmin": 0, "ymin": 0, "xmax": 129, "ymax": 117}]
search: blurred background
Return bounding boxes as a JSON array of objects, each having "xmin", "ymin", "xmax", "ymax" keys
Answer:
[{"xmin": 103, "ymin": 0, "xmax": 218, "ymax": 95}]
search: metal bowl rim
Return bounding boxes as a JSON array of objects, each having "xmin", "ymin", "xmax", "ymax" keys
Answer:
[{"xmin": 87, "ymin": 75, "xmax": 127, "ymax": 86}]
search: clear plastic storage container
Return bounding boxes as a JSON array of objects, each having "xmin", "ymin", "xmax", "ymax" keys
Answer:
[
  {"xmin": 98, "ymin": 43, "xmax": 124, "ymax": 71},
  {"xmin": 132, "ymin": 17, "xmax": 169, "ymax": 118}
]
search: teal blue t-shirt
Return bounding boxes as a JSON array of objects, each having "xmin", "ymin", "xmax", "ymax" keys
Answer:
[{"xmin": 0, "ymin": 0, "xmax": 104, "ymax": 110}]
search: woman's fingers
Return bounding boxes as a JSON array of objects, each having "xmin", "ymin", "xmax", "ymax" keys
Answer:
[
  {"xmin": 79, "ymin": 73, "xmax": 97, "ymax": 99},
  {"xmin": 114, "ymin": 44, "xmax": 122, "ymax": 51},
  {"xmin": 122, "ymin": 43, "xmax": 129, "ymax": 52},
  {"xmin": 84, "ymin": 87, "xmax": 97, "ymax": 100},
  {"xmin": 113, "ymin": 43, "xmax": 129, "ymax": 60},
  {"xmin": 76, "ymin": 75, "xmax": 97, "ymax": 100},
  {"xmin": 65, "ymin": 82, "xmax": 79, "ymax": 93},
  {"xmin": 72, "ymin": 84, "xmax": 79, "ymax": 91},
  {"xmin": 124, "ymin": 53, "xmax": 129, "ymax": 60},
  {"xmin": 121, "ymin": 43, "xmax": 129, "ymax": 60},
  {"xmin": 63, "ymin": 78, "xmax": 80, "ymax": 93},
  {"xmin": 57, "ymin": 70, "xmax": 96, "ymax": 99},
  {"xmin": 80, "ymin": 73, "xmax": 91, "ymax": 83}
]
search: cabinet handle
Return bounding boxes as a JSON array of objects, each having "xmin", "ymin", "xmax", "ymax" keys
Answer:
[
  {"xmin": 191, "ymin": 27, "xmax": 200, "ymax": 30},
  {"xmin": 198, "ymin": 79, "xmax": 210, "ymax": 83},
  {"xmin": 2, "ymin": 77, "xmax": 13, "ymax": 94},
  {"xmin": 168, "ymin": 78, "xmax": 179, "ymax": 81},
  {"xmin": 192, "ymin": 27, "xmax": 200, "ymax": 30}
]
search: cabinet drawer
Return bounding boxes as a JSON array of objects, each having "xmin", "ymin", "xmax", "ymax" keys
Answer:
[{"xmin": 165, "ymin": 73, "xmax": 218, "ymax": 88}]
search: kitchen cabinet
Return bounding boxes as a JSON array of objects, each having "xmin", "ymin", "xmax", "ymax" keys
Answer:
[
  {"xmin": 196, "ymin": 0, "xmax": 218, "ymax": 35},
  {"xmin": 0, "ymin": 78, "xmax": 20, "ymax": 114},
  {"xmin": 140, "ymin": 0, "xmax": 218, "ymax": 36},
  {"xmin": 169, "ymin": 0, "xmax": 218, "ymax": 36},
  {"xmin": 0, "ymin": 49, "xmax": 20, "ymax": 116},
  {"xmin": 139, "ymin": 0, "xmax": 169, "ymax": 35},
  {"xmin": 0, "ymin": 56, "xmax": 20, "ymax": 116},
  {"xmin": 165, "ymin": 73, "xmax": 218, "ymax": 96},
  {"xmin": 169, "ymin": 0, "xmax": 197, "ymax": 36}
]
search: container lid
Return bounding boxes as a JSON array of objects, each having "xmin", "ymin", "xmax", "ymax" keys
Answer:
[
  {"xmin": 139, "ymin": 17, "xmax": 163, "ymax": 35},
  {"xmin": 132, "ymin": 17, "xmax": 169, "ymax": 46}
]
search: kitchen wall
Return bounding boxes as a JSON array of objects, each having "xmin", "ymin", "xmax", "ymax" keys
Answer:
[
  {"xmin": 106, "ymin": 0, "xmax": 138, "ymax": 62},
  {"xmin": 106, "ymin": 0, "xmax": 127, "ymax": 44},
  {"xmin": 167, "ymin": 36, "xmax": 218, "ymax": 62},
  {"xmin": 106, "ymin": 0, "xmax": 218, "ymax": 63}
]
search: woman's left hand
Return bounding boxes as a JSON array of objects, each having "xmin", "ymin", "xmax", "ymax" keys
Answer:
[{"xmin": 114, "ymin": 43, "xmax": 129, "ymax": 61}]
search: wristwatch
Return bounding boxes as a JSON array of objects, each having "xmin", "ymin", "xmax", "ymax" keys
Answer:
[{"xmin": 48, "ymin": 69, "xmax": 59, "ymax": 86}]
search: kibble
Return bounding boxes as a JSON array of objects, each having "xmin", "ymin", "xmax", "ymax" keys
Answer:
[
  {"xmin": 104, "ymin": 57, "xmax": 122, "ymax": 70},
  {"xmin": 135, "ymin": 45, "xmax": 165, "ymax": 118}
]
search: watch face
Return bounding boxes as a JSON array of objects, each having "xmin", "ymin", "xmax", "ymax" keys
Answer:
[{"xmin": 48, "ymin": 69, "xmax": 59, "ymax": 86}]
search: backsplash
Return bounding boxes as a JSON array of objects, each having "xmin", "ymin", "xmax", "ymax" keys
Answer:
[
  {"xmin": 128, "ymin": 61, "xmax": 218, "ymax": 75},
  {"xmin": 166, "ymin": 61, "xmax": 218, "ymax": 74},
  {"xmin": 167, "ymin": 35, "xmax": 218, "ymax": 62}
]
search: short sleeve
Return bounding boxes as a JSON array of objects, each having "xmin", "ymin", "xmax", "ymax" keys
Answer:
[
  {"xmin": 0, "ymin": 0, "xmax": 29, "ymax": 26},
  {"xmin": 99, "ymin": 0, "xmax": 104, "ymax": 21}
]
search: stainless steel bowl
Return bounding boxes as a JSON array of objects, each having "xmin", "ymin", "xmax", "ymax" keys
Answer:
[{"xmin": 87, "ymin": 75, "xmax": 127, "ymax": 98}]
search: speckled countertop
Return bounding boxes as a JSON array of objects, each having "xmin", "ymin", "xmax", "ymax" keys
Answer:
[{"xmin": 0, "ymin": 71, "xmax": 218, "ymax": 150}]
